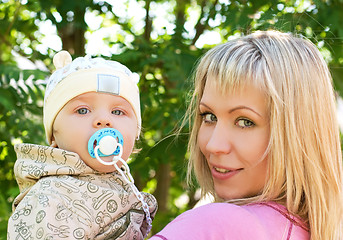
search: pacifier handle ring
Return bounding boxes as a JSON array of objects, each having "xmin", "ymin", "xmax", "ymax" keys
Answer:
[
  {"xmin": 94, "ymin": 144, "xmax": 123, "ymax": 166},
  {"xmin": 94, "ymin": 144, "xmax": 134, "ymax": 184}
]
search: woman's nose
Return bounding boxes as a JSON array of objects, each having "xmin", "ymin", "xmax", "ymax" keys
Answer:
[{"xmin": 205, "ymin": 124, "xmax": 231, "ymax": 155}]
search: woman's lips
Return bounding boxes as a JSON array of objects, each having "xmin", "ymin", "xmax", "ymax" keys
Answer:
[{"xmin": 211, "ymin": 166, "xmax": 243, "ymax": 180}]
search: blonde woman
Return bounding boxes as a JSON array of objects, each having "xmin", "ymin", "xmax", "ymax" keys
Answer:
[{"xmin": 150, "ymin": 30, "xmax": 343, "ymax": 240}]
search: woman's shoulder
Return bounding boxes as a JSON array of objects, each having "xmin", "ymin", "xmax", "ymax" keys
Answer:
[
  {"xmin": 150, "ymin": 202, "xmax": 309, "ymax": 240},
  {"xmin": 241, "ymin": 202, "xmax": 309, "ymax": 239}
]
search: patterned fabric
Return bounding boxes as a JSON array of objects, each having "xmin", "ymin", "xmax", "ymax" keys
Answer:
[{"xmin": 7, "ymin": 143, "xmax": 157, "ymax": 240}]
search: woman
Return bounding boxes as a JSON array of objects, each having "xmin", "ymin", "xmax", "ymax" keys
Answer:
[{"xmin": 150, "ymin": 30, "xmax": 343, "ymax": 239}]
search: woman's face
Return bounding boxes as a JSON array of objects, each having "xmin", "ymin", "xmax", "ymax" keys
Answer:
[{"xmin": 198, "ymin": 80, "xmax": 270, "ymax": 200}]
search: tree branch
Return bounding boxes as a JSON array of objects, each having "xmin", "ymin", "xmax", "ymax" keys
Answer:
[
  {"xmin": 144, "ymin": 0, "xmax": 152, "ymax": 42},
  {"xmin": 5, "ymin": 1, "xmax": 22, "ymax": 37},
  {"xmin": 191, "ymin": 0, "xmax": 218, "ymax": 46}
]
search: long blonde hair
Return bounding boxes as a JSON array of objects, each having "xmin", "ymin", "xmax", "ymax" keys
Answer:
[{"xmin": 186, "ymin": 30, "xmax": 343, "ymax": 240}]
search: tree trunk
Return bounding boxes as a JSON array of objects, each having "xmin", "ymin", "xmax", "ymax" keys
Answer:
[
  {"xmin": 154, "ymin": 162, "xmax": 171, "ymax": 212},
  {"xmin": 57, "ymin": 7, "xmax": 86, "ymax": 56}
]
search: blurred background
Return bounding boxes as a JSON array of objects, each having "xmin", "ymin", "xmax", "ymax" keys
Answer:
[{"xmin": 1, "ymin": 0, "xmax": 343, "ymax": 238}]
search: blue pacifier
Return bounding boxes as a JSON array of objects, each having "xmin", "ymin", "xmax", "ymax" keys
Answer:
[{"xmin": 88, "ymin": 128, "xmax": 124, "ymax": 159}]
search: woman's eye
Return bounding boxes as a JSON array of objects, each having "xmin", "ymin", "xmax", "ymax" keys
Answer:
[
  {"xmin": 236, "ymin": 118, "xmax": 254, "ymax": 128},
  {"xmin": 112, "ymin": 109, "xmax": 124, "ymax": 115},
  {"xmin": 201, "ymin": 113, "xmax": 217, "ymax": 123},
  {"xmin": 77, "ymin": 108, "xmax": 89, "ymax": 115}
]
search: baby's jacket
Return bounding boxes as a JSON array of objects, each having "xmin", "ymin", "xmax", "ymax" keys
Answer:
[{"xmin": 7, "ymin": 143, "xmax": 157, "ymax": 239}]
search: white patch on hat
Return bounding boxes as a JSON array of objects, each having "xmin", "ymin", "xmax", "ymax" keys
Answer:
[{"xmin": 97, "ymin": 74, "xmax": 120, "ymax": 95}]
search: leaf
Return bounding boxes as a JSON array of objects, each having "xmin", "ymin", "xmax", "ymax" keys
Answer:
[{"xmin": 0, "ymin": 88, "xmax": 15, "ymax": 110}]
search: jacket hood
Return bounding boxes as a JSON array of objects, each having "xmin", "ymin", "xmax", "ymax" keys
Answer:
[{"xmin": 13, "ymin": 143, "xmax": 95, "ymax": 208}]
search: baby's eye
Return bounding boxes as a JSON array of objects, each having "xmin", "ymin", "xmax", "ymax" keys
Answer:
[
  {"xmin": 77, "ymin": 108, "xmax": 89, "ymax": 115},
  {"xmin": 200, "ymin": 112, "xmax": 217, "ymax": 123},
  {"xmin": 112, "ymin": 109, "xmax": 124, "ymax": 115},
  {"xmin": 236, "ymin": 118, "xmax": 254, "ymax": 128}
]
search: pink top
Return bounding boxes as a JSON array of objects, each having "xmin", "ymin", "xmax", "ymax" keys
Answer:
[{"xmin": 150, "ymin": 202, "xmax": 309, "ymax": 240}]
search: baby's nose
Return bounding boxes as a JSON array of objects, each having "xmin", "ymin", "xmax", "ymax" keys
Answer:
[
  {"xmin": 94, "ymin": 117, "xmax": 112, "ymax": 128},
  {"xmin": 97, "ymin": 121, "xmax": 110, "ymax": 127}
]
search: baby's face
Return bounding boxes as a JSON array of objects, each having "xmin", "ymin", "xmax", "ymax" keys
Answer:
[{"xmin": 52, "ymin": 92, "xmax": 138, "ymax": 173}]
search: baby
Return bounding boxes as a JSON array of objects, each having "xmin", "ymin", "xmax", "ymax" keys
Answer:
[{"xmin": 7, "ymin": 51, "xmax": 157, "ymax": 239}]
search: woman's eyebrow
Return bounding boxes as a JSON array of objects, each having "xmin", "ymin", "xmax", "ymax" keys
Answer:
[
  {"xmin": 229, "ymin": 106, "xmax": 262, "ymax": 117},
  {"xmin": 199, "ymin": 102, "xmax": 213, "ymax": 111}
]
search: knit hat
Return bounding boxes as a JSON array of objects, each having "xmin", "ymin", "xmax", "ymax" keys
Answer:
[{"xmin": 43, "ymin": 51, "xmax": 141, "ymax": 144}]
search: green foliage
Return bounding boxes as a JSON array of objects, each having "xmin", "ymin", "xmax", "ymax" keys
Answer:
[
  {"xmin": 0, "ymin": 64, "xmax": 47, "ymax": 236},
  {"xmin": 1, "ymin": 0, "xmax": 343, "ymax": 238}
]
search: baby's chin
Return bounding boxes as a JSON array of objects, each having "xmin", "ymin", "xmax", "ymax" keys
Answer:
[{"xmin": 91, "ymin": 162, "xmax": 116, "ymax": 173}]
